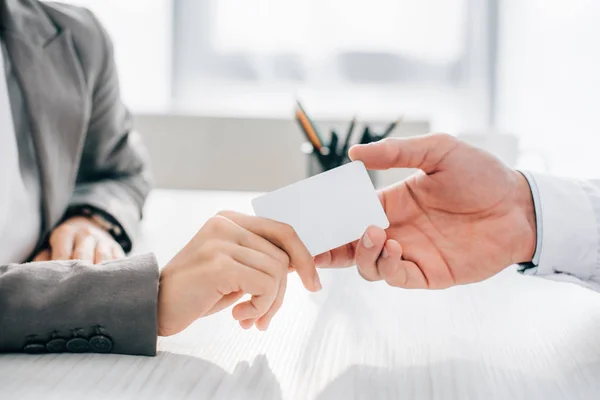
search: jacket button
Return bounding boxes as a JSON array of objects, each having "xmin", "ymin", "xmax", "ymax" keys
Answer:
[
  {"xmin": 46, "ymin": 338, "xmax": 67, "ymax": 353},
  {"xmin": 23, "ymin": 343, "xmax": 46, "ymax": 354},
  {"xmin": 89, "ymin": 335, "xmax": 113, "ymax": 353},
  {"xmin": 66, "ymin": 337, "xmax": 91, "ymax": 353}
]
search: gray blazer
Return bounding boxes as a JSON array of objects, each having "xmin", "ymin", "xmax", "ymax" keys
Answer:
[{"xmin": 0, "ymin": 0, "xmax": 158, "ymax": 356}]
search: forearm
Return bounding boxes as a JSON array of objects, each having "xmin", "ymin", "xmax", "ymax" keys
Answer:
[
  {"xmin": 518, "ymin": 171, "xmax": 600, "ymax": 290},
  {"xmin": 0, "ymin": 254, "xmax": 159, "ymax": 355}
]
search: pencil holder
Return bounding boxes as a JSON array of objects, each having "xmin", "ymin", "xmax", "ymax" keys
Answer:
[{"xmin": 301, "ymin": 142, "xmax": 378, "ymax": 187}]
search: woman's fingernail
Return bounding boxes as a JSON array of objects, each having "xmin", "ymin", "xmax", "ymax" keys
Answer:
[
  {"xmin": 363, "ymin": 232, "xmax": 374, "ymax": 249},
  {"xmin": 382, "ymin": 246, "xmax": 389, "ymax": 258},
  {"xmin": 314, "ymin": 274, "xmax": 323, "ymax": 291}
]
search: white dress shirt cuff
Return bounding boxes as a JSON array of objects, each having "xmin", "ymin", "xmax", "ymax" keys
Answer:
[{"xmin": 519, "ymin": 171, "xmax": 599, "ymax": 282}]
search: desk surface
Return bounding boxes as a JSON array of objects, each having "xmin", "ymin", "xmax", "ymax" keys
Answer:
[{"xmin": 3, "ymin": 189, "xmax": 600, "ymax": 400}]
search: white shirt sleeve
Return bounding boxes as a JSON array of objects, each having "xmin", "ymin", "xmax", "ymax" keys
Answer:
[{"xmin": 519, "ymin": 171, "xmax": 600, "ymax": 290}]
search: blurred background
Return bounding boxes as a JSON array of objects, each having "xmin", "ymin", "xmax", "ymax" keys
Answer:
[{"xmin": 61, "ymin": 0, "xmax": 600, "ymax": 190}]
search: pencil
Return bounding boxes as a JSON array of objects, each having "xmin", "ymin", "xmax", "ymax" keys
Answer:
[
  {"xmin": 295, "ymin": 109, "xmax": 322, "ymax": 150},
  {"xmin": 296, "ymin": 100, "xmax": 325, "ymax": 146}
]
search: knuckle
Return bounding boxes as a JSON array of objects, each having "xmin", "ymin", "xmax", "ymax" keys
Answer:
[
  {"xmin": 205, "ymin": 215, "xmax": 235, "ymax": 236},
  {"xmin": 202, "ymin": 239, "xmax": 226, "ymax": 255},
  {"xmin": 49, "ymin": 227, "xmax": 71, "ymax": 243},
  {"xmin": 262, "ymin": 276, "xmax": 278, "ymax": 294},
  {"xmin": 380, "ymin": 137, "xmax": 396, "ymax": 147},
  {"xmin": 432, "ymin": 132, "xmax": 455, "ymax": 144},
  {"xmin": 48, "ymin": 234, "xmax": 60, "ymax": 247},
  {"xmin": 278, "ymin": 222, "xmax": 299, "ymax": 241},
  {"xmin": 361, "ymin": 273, "xmax": 379, "ymax": 283},
  {"xmin": 205, "ymin": 216, "xmax": 227, "ymax": 234},
  {"xmin": 72, "ymin": 250, "xmax": 84, "ymax": 260},
  {"xmin": 214, "ymin": 252, "xmax": 233, "ymax": 267},
  {"xmin": 357, "ymin": 266, "xmax": 379, "ymax": 282},
  {"xmin": 96, "ymin": 249, "xmax": 111, "ymax": 259},
  {"xmin": 58, "ymin": 224, "xmax": 76, "ymax": 234},
  {"xmin": 268, "ymin": 257, "xmax": 288, "ymax": 277},
  {"xmin": 387, "ymin": 279, "xmax": 405, "ymax": 288},
  {"xmin": 215, "ymin": 210, "xmax": 236, "ymax": 219},
  {"xmin": 74, "ymin": 233, "xmax": 90, "ymax": 243},
  {"xmin": 272, "ymin": 248, "xmax": 290, "ymax": 268},
  {"xmin": 80, "ymin": 226, "xmax": 94, "ymax": 236}
]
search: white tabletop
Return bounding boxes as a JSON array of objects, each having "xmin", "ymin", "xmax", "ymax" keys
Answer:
[{"xmin": 3, "ymin": 189, "xmax": 600, "ymax": 400}]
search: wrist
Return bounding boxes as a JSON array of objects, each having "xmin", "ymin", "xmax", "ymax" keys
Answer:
[
  {"xmin": 157, "ymin": 269, "xmax": 170, "ymax": 337},
  {"xmin": 511, "ymin": 171, "xmax": 537, "ymax": 264},
  {"xmin": 156, "ymin": 266, "xmax": 182, "ymax": 337}
]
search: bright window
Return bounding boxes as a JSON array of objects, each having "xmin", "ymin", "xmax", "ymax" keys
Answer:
[
  {"xmin": 51, "ymin": 0, "xmax": 173, "ymax": 112},
  {"xmin": 54, "ymin": 0, "xmax": 493, "ymax": 131}
]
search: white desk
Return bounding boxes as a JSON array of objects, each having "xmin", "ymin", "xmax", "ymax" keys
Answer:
[{"xmin": 3, "ymin": 189, "xmax": 600, "ymax": 399}]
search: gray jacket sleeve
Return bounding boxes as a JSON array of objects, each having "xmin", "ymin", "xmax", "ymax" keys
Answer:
[
  {"xmin": 0, "ymin": 254, "xmax": 159, "ymax": 356},
  {"xmin": 66, "ymin": 9, "xmax": 153, "ymax": 253}
]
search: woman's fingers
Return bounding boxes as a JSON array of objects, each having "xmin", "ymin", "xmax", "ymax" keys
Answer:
[
  {"xmin": 72, "ymin": 234, "xmax": 96, "ymax": 262},
  {"xmin": 254, "ymin": 274, "xmax": 287, "ymax": 331},
  {"xmin": 217, "ymin": 211, "xmax": 321, "ymax": 292}
]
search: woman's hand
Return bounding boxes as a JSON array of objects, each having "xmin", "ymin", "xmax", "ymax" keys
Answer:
[
  {"xmin": 157, "ymin": 211, "xmax": 321, "ymax": 336},
  {"xmin": 34, "ymin": 216, "xmax": 125, "ymax": 263}
]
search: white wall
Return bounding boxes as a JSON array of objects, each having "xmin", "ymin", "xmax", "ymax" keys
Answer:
[
  {"xmin": 134, "ymin": 114, "xmax": 429, "ymax": 192},
  {"xmin": 63, "ymin": 0, "xmax": 173, "ymax": 111},
  {"xmin": 495, "ymin": 0, "xmax": 600, "ymax": 177}
]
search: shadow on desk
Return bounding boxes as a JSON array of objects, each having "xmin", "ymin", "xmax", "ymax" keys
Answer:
[
  {"xmin": 316, "ymin": 360, "xmax": 600, "ymax": 400},
  {"xmin": 1, "ymin": 352, "xmax": 282, "ymax": 400},
  {"xmin": 150, "ymin": 352, "xmax": 283, "ymax": 400}
]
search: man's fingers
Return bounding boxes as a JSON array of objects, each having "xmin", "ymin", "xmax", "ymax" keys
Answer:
[
  {"xmin": 217, "ymin": 211, "xmax": 322, "ymax": 292},
  {"xmin": 72, "ymin": 234, "xmax": 96, "ymax": 262},
  {"xmin": 49, "ymin": 228, "xmax": 75, "ymax": 261},
  {"xmin": 377, "ymin": 243, "xmax": 428, "ymax": 289},
  {"xmin": 354, "ymin": 226, "xmax": 387, "ymax": 281},
  {"xmin": 375, "ymin": 239, "xmax": 402, "ymax": 280},
  {"xmin": 33, "ymin": 249, "xmax": 51, "ymax": 262},
  {"xmin": 348, "ymin": 133, "xmax": 459, "ymax": 174},
  {"xmin": 239, "ymin": 318, "xmax": 256, "ymax": 330}
]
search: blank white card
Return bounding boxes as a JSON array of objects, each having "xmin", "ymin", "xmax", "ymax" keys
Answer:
[{"xmin": 252, "ymin": 161, "xmax": 389, "ymax": 256}]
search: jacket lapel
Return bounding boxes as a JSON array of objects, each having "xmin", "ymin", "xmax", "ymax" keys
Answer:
[{"xmin": 1, "ymin": 0, "xmax": 89, "ymax": 233}]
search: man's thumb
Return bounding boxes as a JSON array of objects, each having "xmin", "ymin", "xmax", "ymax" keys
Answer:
[{"xmin": 348, "ymin": 133, "xmax": 457, "ymax": 174}]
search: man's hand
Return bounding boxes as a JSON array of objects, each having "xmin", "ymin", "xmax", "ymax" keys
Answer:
[
  {"xmin": 315, "ymin": 133, "xmax": 537, "ymax": 289},
  {"xmin": 157, "ymin": 211, "xmax": 321, "ymax": 336},
  {"xmin": 33, "ymin": 216, "xmax": 125, "ymax": 263}
]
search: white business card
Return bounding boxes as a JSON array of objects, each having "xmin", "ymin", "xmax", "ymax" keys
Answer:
[{"xmin": 252, "ymin": 161, "xmax": 389, "ymax": 256}]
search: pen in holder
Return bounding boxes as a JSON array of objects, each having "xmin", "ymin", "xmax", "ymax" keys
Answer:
[
  {"xmin": 301, "ymin": 141, "xmax": 378, "ymax": 187},
  {"xmin": 294, "ymin": 100, "xmax": 401, "ymax": 188}
]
